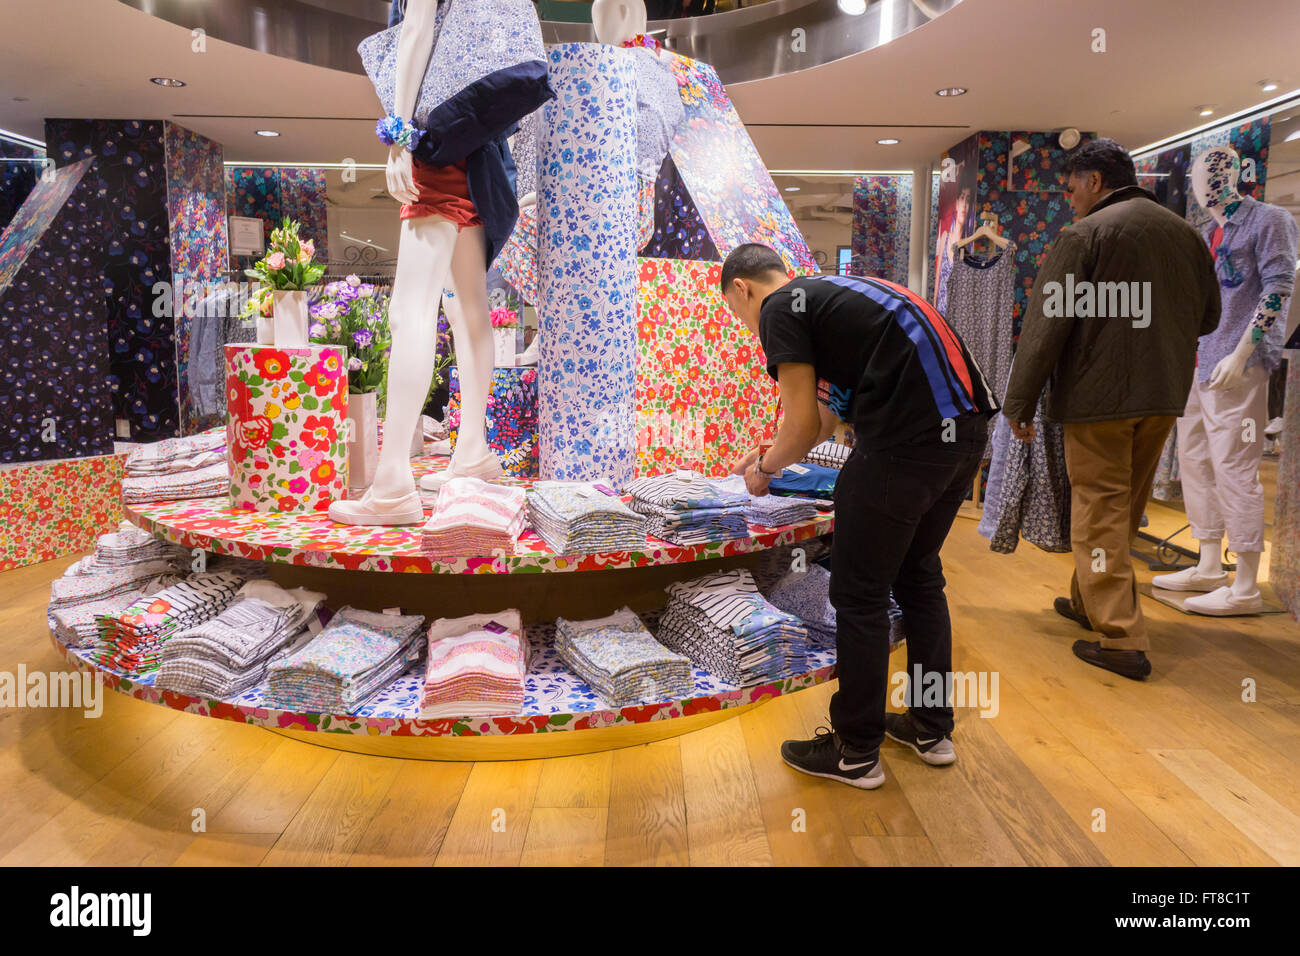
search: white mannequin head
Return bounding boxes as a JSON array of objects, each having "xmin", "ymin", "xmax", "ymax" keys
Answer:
[
  {"xmin": 1191, "ymin": 146, "xmax": 1242, "ymax": 212},
  {"xmin": 592, "ymin": 0, "xmax": 647, "ymax": 46}
]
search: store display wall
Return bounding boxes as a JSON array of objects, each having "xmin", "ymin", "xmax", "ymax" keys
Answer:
[
  {"xmin": 851, "ymin": 174, "xmax": 912, "ymax": 284},
  {"xmin": 1185, "ymin": 117, "xmax": 1271, "ymax": 231},
  {"xmin": 0, "ymin": 158, "xmax": 116, "ymax": 463},
  {"xmin": 0, "ymin": 453, "xmax": 125, "ymax": 570},
  {"xmin": 639, "ymin": 154, "xmax": 718, "ymax": 262},
  {"xmin": 225, "ymin": 166, "xmax": 329, "ymax": 266},
  {"xmin": 0, "ymin": 137, "xmax": 45, "ymax": 233},
  {"xmin": 635, "ymin": 257, "xmax": 780, "ymax": 476},
  {"xmin": 1274, "ymin": 360, "xmax": 1300, "ymax": 620},
  {"xmin": 536, "ymin": 43, "xmax": 639, "ymax": 486},
  {"xmin": 46, "ymin": 119, "xmax": 178, "ymax": 441},
  {"xmin": 448, "ymin": 366, "xmax": 540, "ymax": 478}
]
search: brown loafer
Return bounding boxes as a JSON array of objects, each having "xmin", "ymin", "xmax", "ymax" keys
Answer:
[
  {"xmin": 1054, "ymin": 597, "xmax": 1092, "ymax": 631},
  {"xmin": 1072, "ymin": 640, "xmax": 1151, "ymax": 681}
]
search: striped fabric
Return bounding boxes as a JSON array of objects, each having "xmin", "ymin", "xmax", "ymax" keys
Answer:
[{"xmin": 421, "ymin": 477, "xmax": 528, "ymax": 558}]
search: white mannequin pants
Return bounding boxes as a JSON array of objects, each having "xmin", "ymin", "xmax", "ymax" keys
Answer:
[{"xmin": 1176, "ymin": 364, "xmax": 1269, "ymax": 554}]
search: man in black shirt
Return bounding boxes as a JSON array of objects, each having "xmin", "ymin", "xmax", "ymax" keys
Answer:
[{"xmin": 721, "ymin": 244, "xmax": 996, "ymax": 789}]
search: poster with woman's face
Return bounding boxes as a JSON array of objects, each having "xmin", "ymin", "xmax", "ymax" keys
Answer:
[{"xmin": 932, "ymin": 134, "xmax": 979, "ymax": 307}]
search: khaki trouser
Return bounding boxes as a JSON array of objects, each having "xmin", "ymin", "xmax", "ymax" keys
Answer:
[{"xmin": 1064, "ymin": 416, "xmax": 1176, "ymax": 652}]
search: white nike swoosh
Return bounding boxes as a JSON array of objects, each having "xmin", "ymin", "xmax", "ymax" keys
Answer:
[
  {"xmin": 917, "ymin": 738, "xmax": 939, "ymax": 746},
  {"xmin": 838, "ymin": 757, "xmax": 875, "ymax": 771}
]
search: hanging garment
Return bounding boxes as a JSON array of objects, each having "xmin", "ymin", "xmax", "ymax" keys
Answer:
[
  {"xmin": 1151, "ymin": 428, "xmax": 1183, "ymax": 502},
  {"xmin": 978, "ymin": 405, "xmax": 1071, "ymax": 554},
  {"xmin": 943, "ymin": 243, "xmax": 1017, "ymax": 455}
]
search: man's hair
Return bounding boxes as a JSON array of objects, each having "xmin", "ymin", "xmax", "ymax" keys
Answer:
[
  {"xmin": 1061, "ymin": 138, "xmax": 1138, "ymax": 190},
  {"xmin": 720, "ymin": 243, "xmax": 787, "ymax": 292}
]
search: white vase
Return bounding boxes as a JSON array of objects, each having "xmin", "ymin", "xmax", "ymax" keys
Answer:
[
  {"xmin": 347, "ymin": 391, "xmax": 379, "ymax": 493},
  {"xmin": 272, "ymin": 289, "xmax": 309, "ymax": 347},
  {"xmin": 493, "ymin": 327, "xmax": 516, "ymax": 367},
  {"xmin": 255, "ymin": 312, "xmax": 274, "ymax": 345}
]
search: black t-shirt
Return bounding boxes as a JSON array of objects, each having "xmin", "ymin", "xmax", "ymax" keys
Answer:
[{"xmin": 759, "ymin": 274, "xmax": 998, "ymax": 448}]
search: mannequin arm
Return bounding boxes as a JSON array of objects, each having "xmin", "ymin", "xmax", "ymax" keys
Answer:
[
  {"xmin": 1209, "ymin": 292, "xmax": 1288, "ymax": 389},
  {"xmin": 386, "ymin": 0, "xmax": 439, "ymax": 205}
]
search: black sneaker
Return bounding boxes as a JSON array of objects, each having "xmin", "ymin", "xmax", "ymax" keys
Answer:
[
  {"xmin": 1054, "ymin": 597, "xmax": 1093, "ymax": 631},
  {"xmin": 884, "ymin": 711, "xmax": 956, "ymax": 766},
  {"xmin": 1072, "ymin": 640, "xmax": 1151, "ymax": 681},
  {"xmin": 780, "ymin": 727, "xmax": 885, "ymax": 789}
]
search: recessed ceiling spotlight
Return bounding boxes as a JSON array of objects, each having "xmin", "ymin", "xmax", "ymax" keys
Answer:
[
  {"xmin": 255, "ymin": 130, "xmax": 281, "ymax": 137},
  {"xmin": 784, "ymin": 186, "xmax": 801, "ymax": 192},
  {"xmin": 1260, "ymin": 80, "xmax": 1279, "ymax": 92},
  {"xmin": 936, "ymin": 87, "xmax": 967, "ymax": 97},
  {"xmin": 877, "ymin": 138, "xmax": 900, "ymax": 145},
  {"xmin": 838, "ymin": 0, "xmax": 867, "ymax": 14},
  {"xmin": 150, "ymin": 76, "xmax": 186, "ymax": 87},
  {"xmin": 1197, "ymin": 105, "xmax": 1215, "ymax": 116}
]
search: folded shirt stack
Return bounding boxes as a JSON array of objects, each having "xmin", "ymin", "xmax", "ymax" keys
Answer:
[
  {"xmin": 714, "ymin": 475, "xmax": 818, "ymax": 528},
  {"xmin": 121, "ymin": 462, "xmax": 229, "ymax": 505},
  {"xmin": 420, "ymin": 609, "xmax": 530, "ymax": 719},
  {"xmin": 49, "ymin": 559, "xmax": 184, "ymax": 612},
  {"xmin": 95, "ymin": 570, "xmax": 248, "ymax": 675},
  {"xmin": 555, "ymin": 607, "xmax": 693, "ymax": 706},
  {"xmin": 624, "ymin": 472, "xmax": 750, "ymax": 546},
  {"xmin": 153, "ymin": 581, "xmax": 326, "ymax": 698},
  {"xmin": 421, "ymin": 477, "xmax": 528, "ymax": 559},
  {"xmin": 266, "ymin": 606, "xmax": 426, "ymax": 713},
  {"xmin": 527, "ymin": 481, "xmax": 646, "ymax": 554},
  {"xmin": 125, "ymin": 431, "xmax": 226, "ymax": 475},
  {"xmin": 62, "ymin": 522, "xmax": 192, "ymax": 575},
  {"xmin": 768, "ymin": 462, "xmax": 838, "ymax": 500},
  {"xmin": 765, "ymin": 564, "xmax": 907, "ymax": 648},
  {"xmin": 51, "ymin": 576, "xmax": 183, "ymax": 649},
  {"xmin": 657, "ymin": 569, "xmax": 807, "ymax": 685},
  {"xmin": 802, "ymin": 441, "xmax": 852, "ymax": 470}
]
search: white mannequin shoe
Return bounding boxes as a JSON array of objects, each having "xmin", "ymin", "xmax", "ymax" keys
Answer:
[
  {"xmin": 1183, "ymin": 586, "xmax": 1264, "ymax": 616},
  {"xmin": 429, "ymin": 438, "xmax": 452, "ymax": 457},
  {"xmin": 1152, "ymin": 566, "xmax": 1229, "ymax": 592},
  {"xmin": 328, "ymin": 489, "xmax": 425, "ymax": 526},
  {"xmin": 419, "ymin": 451, "xmax": 505, "ymax": 492}
]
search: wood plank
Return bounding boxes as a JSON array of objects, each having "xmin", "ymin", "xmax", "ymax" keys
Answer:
[
  {"xmin": 605, "ymin": 740, "xmax": 689, "ymax": 866},
  {"xmin": 737, "ymin": 693, "xmax": 858, "ymax": 866},
  {"xmin": 678, "ymin": 717, "xmax": 772, "ymax": 866},
  {"xmin": 533, "ymin": 752, "xmax": 614, "ymax": 808},
  {"xmin": 173, "ymin": 832, "xmax": 278, "ymax": 867},
  {"xmin": 850, "ymin": 835, "xmax": 943, "ymax": 866},
  {"xmin": 1151, "ymin": 748, "xmax": 1300, "ymax": 866},
  {"xmin": 205, "ymin": 737, "xmax": 338, "ymax": 834},
  {"xmin": 261, "ymin": 752, "xmax": 402, "ymax": 866},
  {"xmin": 348, "ymin": 760, "xmax": 472, "ymax": 866},
  {"xmin": 434, "ymin": 760, "xmax": 544, "ymax": 867},
  {"xmin": 519, "ymin": 807, "xmax": 606, "ymax": 866}
]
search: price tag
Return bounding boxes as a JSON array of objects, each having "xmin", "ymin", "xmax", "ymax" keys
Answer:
[
  {"xmin": 484, "ymin": 620, "xmax": 508, "ymax": 634},
  {"xmin": 674, "ymin": 469, "xmax": 693, "ymax": 480},
  {"xmin": 786, "ymin": 463, "xmax": 810, "ymax": 475},
  {"xmin": 382, "ymin": 606, "xmax": 402, "ymax": 616}
]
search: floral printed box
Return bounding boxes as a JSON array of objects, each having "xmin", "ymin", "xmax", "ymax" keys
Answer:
[{"xmin": 224, "ymin": 344, "xmax": 348, "ymax": 513}]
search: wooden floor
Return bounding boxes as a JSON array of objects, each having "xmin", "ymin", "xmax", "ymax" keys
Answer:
[{"xmin": 3, "ymin": 488, "xmax": 1299, "ymax": 866}]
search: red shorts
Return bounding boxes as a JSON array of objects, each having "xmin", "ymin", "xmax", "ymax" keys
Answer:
[{"xmin": 399, "ymin": 157, "xmax": 483, "ymax": 229}]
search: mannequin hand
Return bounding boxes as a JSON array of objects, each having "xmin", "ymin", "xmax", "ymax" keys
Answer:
[
  {"xmin": 386, "ymin": 145, "xmax": 418, "ymax": 205},
  {"xmin": 518, "ymin": 191, "xmax": 537, "ymax": 209},
  {"xmin": 1208, "ymin": 343, "xmax": 1252, "ymax": 390}
]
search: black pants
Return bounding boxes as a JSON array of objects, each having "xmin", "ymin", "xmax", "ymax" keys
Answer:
[{"xmin": 828, "ymin": 415, "xmax": 985, "ymax": 752}]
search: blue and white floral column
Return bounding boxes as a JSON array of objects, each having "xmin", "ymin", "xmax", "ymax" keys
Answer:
[{"xmin": 536, "ymin": 43, "xmax": 639, "ymax": 486}]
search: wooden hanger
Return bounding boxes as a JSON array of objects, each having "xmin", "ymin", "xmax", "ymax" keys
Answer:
[{"xmin": 955, "ymin": 213, "xmax": 1010, "ymax": 254}]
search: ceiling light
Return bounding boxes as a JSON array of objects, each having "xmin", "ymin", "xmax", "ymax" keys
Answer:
[
  {"xmin": 150, "ymin": 77, "xmax": 186, "ymax": 87},
  {"xmin": 1198, "ymin": 105, "xmax": 1215, "ymax": 116},
  {"xmin": 837, "ymin": 0, "xmax": 867, "ymax": 14},
  {"xmin": 255, "ymin": 130, "xmax": 280, "ymax": 137},
  {"xmin": 1286, "ymin": 129, "xmax": 1300, "ymax": 143},
  {"xmin": 1260, "ymin": 80, "xmax": 1279, "ymax": 92},
  {"xmin": 784, "ymin": 186, "xmax": 801, "ymax": 192},
  {"xmin": 877, "ymin": 138, "xmax": 900, "ymax": 145},
  {"xmin": 936, "ymin": 87, "xmax": 967, "ymax": 97}
]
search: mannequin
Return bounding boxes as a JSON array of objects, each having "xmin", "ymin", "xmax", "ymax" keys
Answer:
[
  {"xmin": 592, "ymin": 0, "xmax": 648, "ymax": 44},
  {"xmin": 334, "ymin": 0, "xmax": 549, "ymax": 525},
  {"xmin": 1154, "ymin": 146, "xmax": 1299, "ymax": 613}
]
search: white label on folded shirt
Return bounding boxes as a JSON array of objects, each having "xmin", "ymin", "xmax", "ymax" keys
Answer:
[
  {"xmin": 785, "ymin": 464, "xmax": 810, "ymax": 475},
  {"xmin": 575, "ymin": 485, "xmax": 596, "ymax": 498},
  {"xmin": 307, "ymin": 615, "xmax": 324, "ymax": 635},
  {"xmin": 674, "ymin": 469, "xmax": 693, "ymax": 479},
  {"xmin": 382, "ymin": 606, "xmax": 402, "ymax": 616}
]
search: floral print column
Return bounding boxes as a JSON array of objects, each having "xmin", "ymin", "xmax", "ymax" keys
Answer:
[
  {"xmin": 536, "ymin": 43, "xmax": 639, "ymax": 486},
  {"xmin": 224, "ymin": 344, "xmax": 349, "ymax": 513}
]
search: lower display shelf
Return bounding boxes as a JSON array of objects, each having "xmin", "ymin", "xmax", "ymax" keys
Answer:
[{"xmin": 49, "ymin": 620, "xmax": 838, "ymax": 759}]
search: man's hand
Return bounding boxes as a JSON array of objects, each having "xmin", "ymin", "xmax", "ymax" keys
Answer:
[
  {"xmin": 1008, "ymin": 418, "xmax": 1035, "ymax": 443},
  {"xmin": 730, "ymin": 448, "xmax": 759, "ymax": 476},
  {"xmin": 744, "ymin": 462, "xmax": 772, "ymax": 496}
]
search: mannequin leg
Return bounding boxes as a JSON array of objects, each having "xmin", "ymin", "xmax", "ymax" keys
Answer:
[
  {"xmin": 1233, "ymin": 551, "xmax": 1262, "ymax": 596},
  {"xmin": 372, "ymin": 217, "xmax": 459, "ymax": 496},
  {"xmin": 1195, "ymin": 537, "xmax": 1225, "ymax": 576},
  {"xmin": 444, "ymin": 226, "xmax": 495, "ymax": 466}
]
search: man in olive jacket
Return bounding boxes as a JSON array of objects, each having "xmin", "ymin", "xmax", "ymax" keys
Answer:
[{"xmin": 1001, "ymin": 138, "xmax": 1220, "ymax": 680}]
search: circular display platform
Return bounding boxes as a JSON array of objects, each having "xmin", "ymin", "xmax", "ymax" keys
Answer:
[
  {"xmin": 123, "ymin": 454, "xmax": 835, "ymax": 575},
  {"xmin": 50, "ymin": 621, "xmax": 837, "ymax": 760}
]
